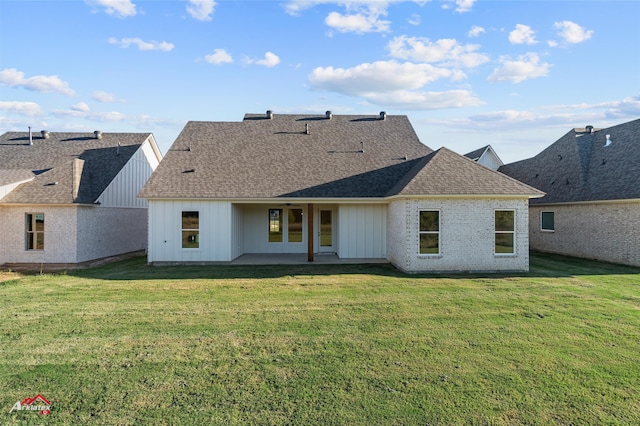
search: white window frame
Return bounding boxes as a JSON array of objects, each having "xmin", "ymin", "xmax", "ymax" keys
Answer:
[
  {"xmin": 418, "ymin": 210, "xmax": 441, "ymax": 256},
  {"xmin": 25, "ymin": 213, "xmax": 45, "ymax": 251},
  {"xmin": 540, "ymin": 211, "xmax": 555, "ymax": 232},
  {"xmin": 181, "ymin": 211, "xmax": 200, "ymax": 249},
  {"xmin": 494, "ymin": 209, "xmax": 515, "ymax": 256}
]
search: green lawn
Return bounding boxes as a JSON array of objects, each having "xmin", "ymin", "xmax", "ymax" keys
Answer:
[{"xmin": 1, "ymin": 253, "xmax": 639, "ymax": 425}]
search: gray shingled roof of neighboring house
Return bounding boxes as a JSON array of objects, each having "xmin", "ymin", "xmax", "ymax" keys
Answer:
[
  {"xmin": 0, "ymin": 131, "xmax": 152, "ymax": 204},
  {"xmin": 499, "ymin": 118, "xmax": 640, "ymax": 205},
  {"xmin": 464, "ymin": 145, "xmax": 489, "ymax": 161},
  {"xmin": 140, "ymin": 112, "xmax": 543, "ymax": 200}
]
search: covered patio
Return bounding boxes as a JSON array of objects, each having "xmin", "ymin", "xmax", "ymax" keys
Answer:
[{"xmin": 230, "ymin": 253, "xmax": 389, "ymax": 265}]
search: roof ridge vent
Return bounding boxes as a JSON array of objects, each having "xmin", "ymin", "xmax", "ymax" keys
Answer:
[
  {"xmin": 325, "ymin": 111, "xmax": 332, "ymax": 119},
  {"xmin": 379, "ymin": 111, "xmax": 387, "ymax": 120},
  {"xmin": 266, "ymin": 110, "xmax": 273, "ymax": 119},
  {"xmin": 604, "ymin": 134, "xmax": 612, "ymax": 147}
]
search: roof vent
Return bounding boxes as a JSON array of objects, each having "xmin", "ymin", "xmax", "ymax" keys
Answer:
[
  {"xmin": 604, "ymin": 134, "xmax": 612, "ymax": 147},
  {"xmin": 379, "ymin": 111, "xmax": 387, "ymax": 120},
  {"xmin": 266, "ymin": 110, "xmax": 273, "ymax": 120},
  {"xmin": 28, "ymin": 126, "xmax": 33, "ymax": 146},
  {"xmin": 325, "ymin": 111, "xmax": 332, "ymax": 119},
  {"xmin": 305, "ymin": 123, "xmax": 310, "ymax": 135},
  {"xmin": 94, "ymin": 130, "xmax": 102, "ymax": 139},
  {"xmin": 586, "ymin": 125, "xmax": 594, "ymax": 133},
  {"xmin": 41, "ymin": 130, "xmax": 50, "ymax": 139}
]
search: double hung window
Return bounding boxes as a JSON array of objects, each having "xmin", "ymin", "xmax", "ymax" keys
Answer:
[
  {"xmin": 26, "ymin": 213, "xmax": 44, "ymax": 250},
  {"xmin": 495, "ymin": 210, "xmax": 515, "ymax": 254},
  {"xmin": 419, "ymin": 210, "xmax": 440, "ymax": 255}
]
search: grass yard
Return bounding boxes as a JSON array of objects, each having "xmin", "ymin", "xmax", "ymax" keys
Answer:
[{"xmin": 1, "ymin": 253, "xmax": 639, "ymax": 425}]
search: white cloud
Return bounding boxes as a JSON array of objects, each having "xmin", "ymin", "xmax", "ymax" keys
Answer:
[
  {"xmin": 309, "ymin": 60, "xmax": 453, "ymax": 96},
  {"xmin": 204, "ymin": 49, "xmax": 233, "ymax": 65},
  {"xmin": 52, "ymin": 107, "xmax": 127, "ymax": 122},
  {"xmin": 468, "ymin": 25, "xmax": 485, "ymax": 38},
  {"xmin": 0, "ymin": 101, "xmax": 43, "ymax": 116},
  {"xmin": 0, "ymin": 68, "xmax": 75, "ymax": 96},
  {"xmin": 388, "ymin": 36, "xmax": 489, "ymax": 69},
  {"xmin": 366, "ymin": 89, "xmax": 483, "ymax": 109},
  {"xmin": 187, "ymin": 0, "xmax": 216, "ymax": 21},
  {"xmin": 284, "ymin": 1, "xmax": 400, "ymax": 34},
  {"xmin": 71, "ymin": 102, "xmax": 90, "ymax": 112},
  {"xmin": 108, "ymin": 37, "xmax": 174, "ymax": 51},
  {"xmin": 87, "ymin": 0, "xmax": 136, "ymax": 18},
  {"xmin": 446, "ymin": 0, "xmax": 475, "ymax": 13},
  {"xmin": 487, "ymin": 53, "xmax": 551, "ymax": 83},
  {"xmin": 325, "ymin": 10, "xmax": 390, "ymax": 33},
  {"xmin": 93, "ymin": 90, "xmax": 125, "ymax": 103},
  {"xmin": 509, "ymin": 24, "xmax": 537, "ymax": 45},
  {"xmin": 554, "ymin": 21, "xmax": 593, "ymax": 44},
  {"xmin": 246, "ymin": 52, "xmax": 280, "ymax": 68},
  {"xmin": 408, "ymin": 13, "xmax": 421, "ymax": 26}
]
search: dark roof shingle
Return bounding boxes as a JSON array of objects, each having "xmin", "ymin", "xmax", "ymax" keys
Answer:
[
  {"xmin": 140, "ymin": 113, "xmax": 542, "ymax": 200},
  {"xmin": 499, "ymin": 118, "xmax": 640, "ymax": 204},
  {"xmin": 0, "ymin": 131, "xmax": 151, "ymax": 204}
]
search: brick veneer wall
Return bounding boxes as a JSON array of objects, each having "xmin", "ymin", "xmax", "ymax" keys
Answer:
[
  {"xmin": 529, "ymin": 202, "xmax": 640, "ymax": 267},
  {"xmin": 0, "ymin": 205, "xmax": 148, "ymax": 265},
  {"xmin": 0, "ymin": 206, "xmax": 78, "ymax": 264},
  {"xmin": 76, "ymin": 206, "xmax": 148, "ymax": 263},
  {"xmin": 387, "ymin": 198, "xmax": 530, "ymax": 273}
]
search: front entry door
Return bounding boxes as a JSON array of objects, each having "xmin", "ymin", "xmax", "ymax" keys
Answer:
[{"xmin": 319, "ymin": 209, "xmax": 334, "ymax": 253}]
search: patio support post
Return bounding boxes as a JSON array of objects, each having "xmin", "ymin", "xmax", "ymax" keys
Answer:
[{"xmin": 307, "ymin": 203, "xmax": 314, "ymax": 262}]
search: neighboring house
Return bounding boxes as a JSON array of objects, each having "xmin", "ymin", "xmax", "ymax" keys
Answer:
[
  {"xmin": 499, "ymin": 118, "xmax": 640, "ymax": 267},
  {"xmin": 140, "ymin": 111, "xmax": 543, "ymax": 273},
  {"xmin": 0, "ymin": 130, "xmax": 162, "ymax": 267},
  {"xmin": 464, "ymin": 145, "xmax": 504, "ymax": 170}
]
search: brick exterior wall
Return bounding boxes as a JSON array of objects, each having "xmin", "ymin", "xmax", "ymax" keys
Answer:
[
  {"xmin": 0, "ymin": 205, "xmax": 148, "ymax": 265},
  {"xmin": 387, "ymin": 198, "xmax": 530, "ymax": 273},
  {"xmin": 76, "ymin": 206, "xmax": 148, "ymax": 263},
  {"xmin": 0, "ymin": 206, "xmax": 78, "ymax": 264},
  {"xmin": 529, "ymin": 202, "xmax": 640, "ymax": 267}
]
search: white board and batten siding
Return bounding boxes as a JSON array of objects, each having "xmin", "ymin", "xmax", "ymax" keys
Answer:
[
  {"xmin": 337, "ymin": 204, "xmax": 386, "ymax": 258},
  {"xmin": 148, "ymin": 200, "xmax": 233, "ymax": 262},
  {"xmin": 241, "ymin": 205, "xmax": 307, "ymax": 254},
  {"xmin": 97, "ymin": 138, "xmax": 161, "ymax": 208}
]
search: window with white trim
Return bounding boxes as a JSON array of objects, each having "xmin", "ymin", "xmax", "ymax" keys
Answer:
[
  {"xmin": 269, "ymin": 209, "xmax": 283, "ymax": 242},
  {"xmin": 26, "ymin": 213, "xmax": 44, "ymax": 250},
  {"xmin": 419, "ymin": 210, "xmax": 440, "ymax": 255},
  {"xmin": 541, "ymin": 211, "xmax": 555, "ymax": 231},
  {"xmin": 181, "ymin": 211, "xmax": 199, "ymax": 248},
  {"xmin": 495, "ymin": 210, "xmax": 515, "ymax": 255}
]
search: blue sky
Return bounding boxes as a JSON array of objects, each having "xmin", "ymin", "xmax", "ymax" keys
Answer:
[{"xmin": 1, "ymin": 0, "xmax": 638, "ymax": 163}]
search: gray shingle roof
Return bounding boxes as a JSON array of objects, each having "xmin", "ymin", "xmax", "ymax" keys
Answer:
[
  {"xmin": 0, "ymin": 131, "xmax": 151, "ymax": 204},
  {"xmin": 140, "ymin": 112, "xmax": 543, "ymax": 200},
  {"xmin": 390, "ymin": 148, "xmax": 544, "ymax": 196},
  {"xmin": 499, "ymin": 118, "xmax": 640, "ymax": 204},
  {"xmin": 464, "ymin": 145, "xmax": 489, "ymax": 161}
]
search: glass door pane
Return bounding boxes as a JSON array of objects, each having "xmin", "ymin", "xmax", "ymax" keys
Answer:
[{"xmin": 320, "ymin": 210, "xmax": 332, "ymax": 247}]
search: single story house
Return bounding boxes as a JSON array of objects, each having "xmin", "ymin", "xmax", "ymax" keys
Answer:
[
  {"xmin": 499, "ymin": 118, "xmax": 640, "ymax": 267},
  {"xmin": 0, "ymin": 129, "xmax": 162, "ymax": 268},
  {"xmin": 139, "ymin": 111, "xmax": 543, "ymax": 273},
  {"xmin": 464, "ymin": 145, "xmax": 504, "ymax": 170}
]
